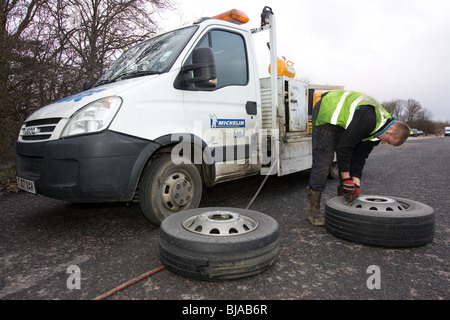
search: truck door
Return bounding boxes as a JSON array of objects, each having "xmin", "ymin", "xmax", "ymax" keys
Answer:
[{"xmin": 182, "ymin": 29, "xmax": 259, "ymax": 182}]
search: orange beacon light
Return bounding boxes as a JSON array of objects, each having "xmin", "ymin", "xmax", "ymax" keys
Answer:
[{"xmin": 212, "ymin": 9, "xmax": 249, "ymax": 25}]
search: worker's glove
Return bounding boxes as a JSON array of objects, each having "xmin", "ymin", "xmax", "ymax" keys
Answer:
[{"xmin": 342, "ymin": 178, "xmax": 360, "ymax": 203}]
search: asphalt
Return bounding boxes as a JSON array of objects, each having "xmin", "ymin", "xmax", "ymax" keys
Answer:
[{"xmin": 0, "ymin": 137, "xmax": 448, "ymax": 305}]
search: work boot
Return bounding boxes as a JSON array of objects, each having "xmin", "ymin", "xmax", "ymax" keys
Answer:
[{"xmin": 306, "ymin": 187, "xmax": 325, "ymax": 226}]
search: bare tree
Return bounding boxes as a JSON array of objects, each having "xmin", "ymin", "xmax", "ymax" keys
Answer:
[
  {"xmin": 434, "ymin": 120, "xmax": 450, "ymax": 136},
  {"xmin": 0, "ymin": 0, "xmax": 174, "ymax": 166},
  {"xmin": 409, "ymin": 107, "xmax": 434, "ymax": 134},
  {"xmin": 382, "ymin": 99, "xmax": 404, "ymax": 121},
  {"xmin": 382, "ymin": 97, "xmax": 437, "ymax": 134},
  {"xmin": 0, "ymin": 0, "xmax": 49, "ymax": 165},
  {"xmin": 50, "ymin": 0, "xmax": 173, "ymax": 84},
  {"xmin": 404, "ymin": 98, "xmax": 423, "ymax": 123},
  {"xmin": 0, "ymin": 0, "xmax": 44, "ymax": 107}
]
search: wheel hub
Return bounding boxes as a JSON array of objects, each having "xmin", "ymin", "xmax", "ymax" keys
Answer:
[
  {"xmin": 182, "ymin": 210, "xmax": 259, "ymax": 236},
  {"xmin": 161, "ymin": 173, "xmax": 193, "ymax": 210},
  {"xmin": 347, "ymin": 196, "xmax": 411, "ymax": 212}
]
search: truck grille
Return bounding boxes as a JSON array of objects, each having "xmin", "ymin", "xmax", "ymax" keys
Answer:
[{"xmin": 20, "ymin": 118, "xmax": 61, "ymax": 141}]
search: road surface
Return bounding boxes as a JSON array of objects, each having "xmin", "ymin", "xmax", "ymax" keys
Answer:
[{"xmin": 0, "ymin": 137, "xmax": 448, "ymax": 303}]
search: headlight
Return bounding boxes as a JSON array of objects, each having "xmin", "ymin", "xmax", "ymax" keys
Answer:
[{"xmin": 61, "ymin": 96, "xmax": 122, "ymax": 138}]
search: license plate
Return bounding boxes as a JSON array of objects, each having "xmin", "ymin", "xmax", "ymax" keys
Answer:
[{"xmin": 16, "ymin": 176, "xmax": 37, "ymax": 194}]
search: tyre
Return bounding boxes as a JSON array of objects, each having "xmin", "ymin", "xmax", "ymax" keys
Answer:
[
  {"xmin": 159, "ymin": 207, "xmax": 280, "ymax": 281},
  {"xmin": 139, "ymin": 154, "xmax": 202, "ymax": 225},
  {"xmin": 325, "ymin": 195, "xmax": 435, "ymax": 248}
]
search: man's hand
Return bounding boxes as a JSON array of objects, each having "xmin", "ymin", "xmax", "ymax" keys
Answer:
[{"xmin": 342, "ymin": 178, "xmax": 360, "ymax": 202}]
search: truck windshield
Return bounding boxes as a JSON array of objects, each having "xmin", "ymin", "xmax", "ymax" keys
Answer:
[{"xmin": 95, "ymin": 26, "xmax": 198, "ymax": 86}]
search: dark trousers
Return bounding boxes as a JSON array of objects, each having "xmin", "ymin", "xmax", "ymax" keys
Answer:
[{"xmin": 309, "ymin": 102, "xmax": 344, "ymax": 192}]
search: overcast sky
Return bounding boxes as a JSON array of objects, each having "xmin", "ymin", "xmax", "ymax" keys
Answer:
[{"xmin": 159, "ymin": 0, "xmax": 450, "ymax": 121}]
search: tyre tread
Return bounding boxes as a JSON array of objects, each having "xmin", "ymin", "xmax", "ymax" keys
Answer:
[{"xmin": 325, "ymin": 196, "xmax": 435, "ymax": 247}]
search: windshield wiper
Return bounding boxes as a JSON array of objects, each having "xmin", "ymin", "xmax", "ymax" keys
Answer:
[
  {"xmin": 119, "ymin": 70, "xmax": 161, "ymax": 80},
  {"xmin": 95, "ymin": 70, "xmax": 161, "ymax": 87}
]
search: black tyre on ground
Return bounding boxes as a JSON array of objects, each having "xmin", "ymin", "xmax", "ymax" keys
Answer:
[
  {"xmin": 325, "ymin": 195, "xmax": 435, "ymax": 248},
  {"xmin": 159, "ymin": 207, "xmax": 280, "ymax": 281},
  {"xmin": 139, "ymin": 154, "xmax": 203, "ymax": 225}
]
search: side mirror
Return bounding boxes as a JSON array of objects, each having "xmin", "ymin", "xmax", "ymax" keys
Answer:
[
  {"xmin": 182, "ymin": 47, "xmax": 217, "ymax": 88},
  {"xmin": 83, "ymin": 81, "xmax": 92, "ymax": 91}
]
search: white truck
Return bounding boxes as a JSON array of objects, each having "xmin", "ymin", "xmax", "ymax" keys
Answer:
[
  {"xmin": 445, "ymin": 127, "xmax": 450, "ymax": 136},
  {"xmin": 15, "ymin": 7, "xmax": 340, "ymax": 224}
]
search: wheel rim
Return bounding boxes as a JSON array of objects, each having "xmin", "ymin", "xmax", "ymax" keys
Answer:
[
  {"xmin": 161, "ymin": 171, "xmax": 194, "ymax": 211},
  {"xmin": 182, "ymin": 210, "xmax": 259, "ymax": 237},
  {"xmin": 347, "ymin": 196, "xmax": 411, "ymax": 212}
]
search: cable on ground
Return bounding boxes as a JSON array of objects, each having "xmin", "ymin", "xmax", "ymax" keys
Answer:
[{"xmin": 93, "ymin": 266, "xmax": 165, "ymax": 300}]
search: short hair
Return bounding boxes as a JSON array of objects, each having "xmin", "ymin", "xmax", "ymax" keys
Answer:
[{"xmin": 392, "ymin": 121, "xmax": 410, "ymax": 146}]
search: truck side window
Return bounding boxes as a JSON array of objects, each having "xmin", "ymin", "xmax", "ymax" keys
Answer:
[{"xmin": 197, "ymin": 30, "xmax": 248, "ymax": 88}]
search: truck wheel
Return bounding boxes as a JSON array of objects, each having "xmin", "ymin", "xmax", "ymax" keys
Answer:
[
  {"xmin": 159, "ymin": 207, "xmax": 280, "ymax": 281},
  {"xmin": 139, "ymin": 154, "xmax": 202, "ymax": 225},
  {"xmin": 325, "ymin": 195, "xmax": 435, "ymax": 248}
]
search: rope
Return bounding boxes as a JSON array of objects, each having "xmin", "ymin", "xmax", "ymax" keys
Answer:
[
  {"xmin": 93, "ymin": 266, "xmax": 165, "ymax": 300},
  {"xmin": 246, "ymin": 158, "xmax": 278, "ymax": 209},
  {"xmin": 246, "ymin": 139, "xmax": 283, "ymax": 209}
]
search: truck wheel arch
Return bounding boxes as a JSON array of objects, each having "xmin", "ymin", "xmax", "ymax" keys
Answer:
[
  {"xmin": 132, "ymin": 134, "xmax": 216, "ymax": 192},
  {"xmin": 155, "ymin": 133, "xmax": 216, "ymax": 187},
  {"xmin": 136, "ymin": 134, "xmax": 215, "ymax": 224},
  {"xmin": 126, "ymin": 141, "xmax": 162, "ymax": 201}
]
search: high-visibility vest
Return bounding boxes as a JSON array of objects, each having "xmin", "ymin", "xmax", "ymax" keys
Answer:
[{"xmin": 315, "ymin": 90, "xmax": 391, "ymax": 141}]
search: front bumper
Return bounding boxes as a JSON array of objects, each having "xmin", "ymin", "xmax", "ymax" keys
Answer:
[{"xmin": 15, "ymin": 130, "xmax": 160, "ymax": 202}]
